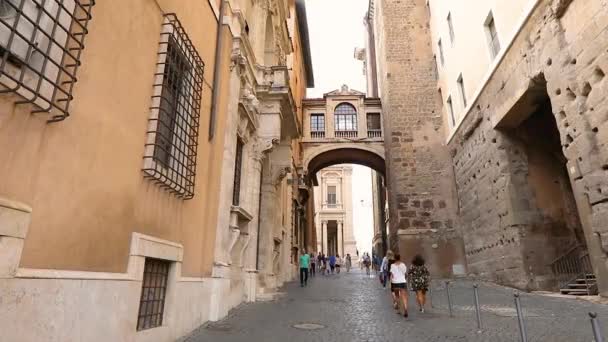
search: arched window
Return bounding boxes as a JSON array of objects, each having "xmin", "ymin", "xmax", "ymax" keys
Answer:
[{"xmin": 334, "ymin": 103, "xmax": 357, "ymax": 132}]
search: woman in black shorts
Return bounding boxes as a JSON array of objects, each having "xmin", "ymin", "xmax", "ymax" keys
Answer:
[{"xmin": 390, "ymin": 254, "xmax": 409, "ymax": 317}]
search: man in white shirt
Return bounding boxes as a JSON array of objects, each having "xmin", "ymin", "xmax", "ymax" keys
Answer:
[{"xmin": 390, "ymin": 254, "xmax": 409, "ymax": 318}]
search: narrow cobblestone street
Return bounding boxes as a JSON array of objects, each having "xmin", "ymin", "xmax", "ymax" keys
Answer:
[{"xmin": 185, "ymin": 269, "xmax": 608, "ymax": 342}]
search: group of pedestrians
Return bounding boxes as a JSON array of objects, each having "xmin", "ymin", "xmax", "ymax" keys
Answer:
[
  {"xmin": 299, "ymin": 251, "xmax": 354, "ymax": 287},
  {"xmin": 380, "ymin": 250, "xmax": 430, "ymax": 318}
]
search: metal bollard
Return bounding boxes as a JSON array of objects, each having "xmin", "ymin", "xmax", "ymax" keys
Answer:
[
  {"xmin": 589, "ymin": 312, "xmax": 604, "ymax": 342},
  {"xmin": 446, "ymin": 280, "xmax": 453, "ymax": 317},
  {"xmin": 473, "ymin": 284, "xmax": 482, "ymax": 331},
  {"xmin": 514, "ymin": 291, "xmax": 527, "ymax": 342}
]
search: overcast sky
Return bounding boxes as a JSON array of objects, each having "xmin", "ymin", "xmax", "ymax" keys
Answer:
[{"xmin": 306, "ymin": 0, "xmax": 374, "ymax": 255}]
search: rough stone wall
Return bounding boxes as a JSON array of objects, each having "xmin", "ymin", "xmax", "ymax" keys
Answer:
[
  {"xmin": 449, "ymin": 0, "xmax": 608, "ymax": 292},
  {"xmin": 373, "ymin": 0, "xmax": 465, "ymax": 276}
]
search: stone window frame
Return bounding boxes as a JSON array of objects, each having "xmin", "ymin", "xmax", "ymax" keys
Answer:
[
  {"xmin": 334, "ymin": 102, "xmax": 358, "ymax": 132},
  {"xmin": 447, "ymin": 12, "xmax": 455, "ymax": 45},
  {"xmin": 447, "ymin": 95, "xmax": 455, "ymax": 127},
  {"xmin": 438, "ymin": 38, "xmax": 445, "ymax": 66},
  {"xmin": 310, "ymin": 113, "xmax": 325, "ymax": 132},
  {"xmin": 484, "ymin": 11, "xmax": 501, "ymax": 59},
  {"xmin": 457, "ymin": 73, "xmax": 466, "ymax": 109}
]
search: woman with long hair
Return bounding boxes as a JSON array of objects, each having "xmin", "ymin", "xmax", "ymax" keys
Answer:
[
  {"xmin": 390, "ymin": 254, "xmax": 409, "ymax": 318},
  {"xmin": 408, "ymin": 254, "xmax": 430, "ymax": 313}
]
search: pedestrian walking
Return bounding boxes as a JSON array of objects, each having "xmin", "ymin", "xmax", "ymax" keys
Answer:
[
  {"xmin": 363, "ymin": 253, "xmax": 371, "ymax": 275},
  {"xmin": 299, "ymin": 250, "xmax": 310, "ymax": 287},
  {"xmin": 345, "ymin": 253, "xmax": 352, "ymax": 272},
  {"xmin": 317, "ymin": 253, "xmax": 323, "ymax": 274},
  {"xmin": 390, "ymin": 254, "xmax": 409, "ymax": 318},
  {"xmin": 310, "ymin": 253, "xmax": 316, "ymax": 277},
  {"xmin": 335, "ymin": 254, "xmax": 342, "ymax": 274},
  {"xmin": 408, "ymin": 254, "xmax": 430, "ymax": 313},
  {"xmin": 329, "ymin": 254, "xmax": 336, "ymax": 274}
]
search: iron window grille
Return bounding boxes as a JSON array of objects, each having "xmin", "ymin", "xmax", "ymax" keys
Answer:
[
  {"xmin": 232, "ymin": 138, "xmax": 244, "ymax": 206},
  {"xmin": 142, "ymin": 14, "xmax": 204, "ymax": 200},
  {"xmin": 438, "ymin": 39, "xmax": 444, "ymax": 65},
  {"xmin": 447, "ymin": 12, "xmax": 455, "ymax": 44},
  {"xmin": 334, "ymin": 103, "xmax": 357, "ymax": 131},
  {"xmin": 457, "ymin": 74, "xmax": 466, "ymax": 108},
  {"xmin": 447, "ymin": 95, "xmax": 455, "ymax": 126},
  {"xmin": 137, "ymin": 258, "xmax": 171, "ymax": 331},
  {"xmin": 0, "ymin": 0, "xmax": 94, "ymax": 122}
]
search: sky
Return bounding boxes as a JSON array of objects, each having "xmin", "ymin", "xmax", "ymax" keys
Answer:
[{"xmin": 305, "ymin": 0, "xmax": 375, "ymax": 255}]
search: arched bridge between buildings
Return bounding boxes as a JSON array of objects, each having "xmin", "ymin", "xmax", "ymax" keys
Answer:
[{"xmin": 302, "ymin": 142, "xmax": 385, "ymax": 185}]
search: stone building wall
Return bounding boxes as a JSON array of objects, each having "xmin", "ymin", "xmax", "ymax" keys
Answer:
[
  {"xmin": 447, "ymin": 0, "xmax": 608, "ymax": 292},
  {"xmin": 371, "ymin": 0, "xmax": 466, "ymax": 277}
]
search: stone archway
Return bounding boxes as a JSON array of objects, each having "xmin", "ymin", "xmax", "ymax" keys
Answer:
[{"xmin": 303, "ymin": 143, "xmax": 386, "ymax": 182}]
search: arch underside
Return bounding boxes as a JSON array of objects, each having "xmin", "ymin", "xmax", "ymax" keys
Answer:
[{"xmin": 304, "ymin": 146, "xmax": 385, "ymax": 184}]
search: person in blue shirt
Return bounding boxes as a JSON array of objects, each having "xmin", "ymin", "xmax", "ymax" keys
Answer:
[
  {"xmin": 299, "ymin": 250, "xmax": 310, "ymax": 287},
  {"xmin": 329, "ymin": 254, "xmax": 336, "ymax": 274}
]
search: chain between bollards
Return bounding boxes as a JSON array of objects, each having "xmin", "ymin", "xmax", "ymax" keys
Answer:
[
  {"xmin": 473, "ymin": 284, "xmax": 482, "ymax": 332},
  {"xmin": 590, "ymin": 312, "xmax": 604, "ymax": 342},
  {"xmin": 514, "ymin": 291, "xmax": 527, "ymax": 342},
  {"xmin": 446, "ymin": 280, "xmax": 453, "ymax": 317}
]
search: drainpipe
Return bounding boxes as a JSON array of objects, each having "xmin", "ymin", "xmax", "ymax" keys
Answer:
[{"xmin": 209, "ymin": 0, "xmax": 227, "ymax": 140}]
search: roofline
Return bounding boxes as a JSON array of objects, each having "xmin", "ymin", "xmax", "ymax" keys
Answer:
[{"xmin": 295, "ymin": 0, "xmax": 315, "ymax": 87}]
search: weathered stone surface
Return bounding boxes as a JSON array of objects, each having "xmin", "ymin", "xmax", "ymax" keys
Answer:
[
  {"xmin": 372, "ymin": 0, "xmax": 465, "ymax": 277},
  {"xmin": 446, "ymin": 0, "xmax": 608, "ymax": 293}
]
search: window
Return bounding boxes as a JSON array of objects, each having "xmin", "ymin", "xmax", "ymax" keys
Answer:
[
  {"xmin": 447, "ymin": 96, "xmax": 455, "ymax": 126},
  {"xmin": 143, "ymin": 14, "xmax": 204, "ymax": 200},
  {"xmin": 457, "ymin": 74, "xmax": 466, "ymax": 108},
  {"xmin": 0, "ymin": 0, "xmax": 95, "ymax": 120},
  {"xmin": 367, "ymin": 113, "xmax": 382, "ymax": 137},
  {"xmin": 367, "ymin": 113, "xmax": 381, "ymax": 130},
  {"xmin": 485, "ymin": 12, "xmax": 500, "ymax": 58},
  {"xmin": 438, "ymin": 39, "xmax": 444, "ymax": 65},
  {"xmin": 232, "ymin": 138, "xmax": 244, "ymax": 206},
  {"xmin": 334, "ymin": 103, "xmax": 357, "ymax": 131},
  {"xmin": 310, "ymin": 113, "xmax": 325, "ymax": 131},
  {"xmin": 447, "ymin": 12, "xmax": 455, "ymax": 44},
  {"xmin": 137, "ymin": 258, "xmax": 170, "ymax": 331},
  {"xmin": 327, "ymin": 185, "xmax": 337, "ymax": 206}
]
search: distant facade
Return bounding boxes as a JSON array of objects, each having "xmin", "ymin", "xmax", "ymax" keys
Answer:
[{"xmin": 314, "ymin": 165, "xmax": 357, "ymax": 258}]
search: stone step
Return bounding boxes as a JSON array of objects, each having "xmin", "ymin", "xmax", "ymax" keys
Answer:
[{"xmin": 560, "ymin": 288, "xmax": 592, "ymax": 295}]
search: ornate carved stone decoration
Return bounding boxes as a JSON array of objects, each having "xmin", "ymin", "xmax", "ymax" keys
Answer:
[{"xmin": 252, "ymin": 137, "xmax": 278, "ymax": 162}]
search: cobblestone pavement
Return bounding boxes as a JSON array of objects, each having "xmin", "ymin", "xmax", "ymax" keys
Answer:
[{"xmin": 184, "ymin": 270, "xmax": 608, "ymax": 341}]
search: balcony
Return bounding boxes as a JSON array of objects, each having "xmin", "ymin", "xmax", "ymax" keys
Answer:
[
  {"xmin": 335, "ymin": 130, "xmax": 358, "ymax": 138},
  {"xmin": 311, "ymin": 131, "xmax": 325, "ymax": 139},
  {"xmin": 322, "ymin": 203, "xmax": 343, "ymax": 210},
  {"xmin": 367, "ymin": 129, "xmax": 382, "ymax": 138}
]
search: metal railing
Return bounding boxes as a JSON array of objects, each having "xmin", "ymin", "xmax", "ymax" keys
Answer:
[
  {"xmin": 335, "ymin": 130, "xmax": 357, "ymax": 138},
  {"xmin": 550, "ymin": 244, "xmax": 595, "ymax": 293},
  {"xmin": 311, "ymin": 131, "xmax": 325, "ymax": 139},
  {"xmin": 367, "ymin": 129, "xmax": 382, "ymax": 138}
]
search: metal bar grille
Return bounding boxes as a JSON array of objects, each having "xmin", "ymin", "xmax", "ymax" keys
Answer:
[
  {"xmin": 142, "ymin": 13, "xmax": 204, "ymax": 200},
  {"xmin": 0, "ymin": 0, "xmax": 94, "ymax": 121},
  {"xmin": 232, "ymin": 138, "xmax": 243, "ymax": 206},
  {"xmin": 137, "ymin": 258, "xmax": 170, "ymax": 331}
]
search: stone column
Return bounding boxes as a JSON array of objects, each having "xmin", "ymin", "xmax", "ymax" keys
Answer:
[
  {"xmin": 337, "ymin": 220, "xmax": 344, "ymax": 257},
  {"xmin": 322, "ymin": 220, "xmax": 328, "ymax": 254}
]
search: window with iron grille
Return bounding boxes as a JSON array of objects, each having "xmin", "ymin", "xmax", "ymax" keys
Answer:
[
  {"xmin": 457, "ymin": 73, "xmax": 466, "ymax": 108},
  {"xmin": 142, "ymin": 14, "xmax": 204, "ymax": 200},
  {"xmin": 310, "ymin": 113, "xmax": 325, "ymax": 132},
  {"xmin": 0, "ymin": 0, "xmax": 94, "ymax": 121},
  {"xmin": 232, "ymin": 138, "xmax": 244, "ymax": 206},
  {"xmin": 334, "ymin": 103, "xmax": 357, "ymax": 131},
  {"xmin": 137, "ymin": 258, "xmax": 170, "ymax": 331},
  {"xmin": 485, "ymin": 13, "xmax": 500, "ymax": 59}
]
